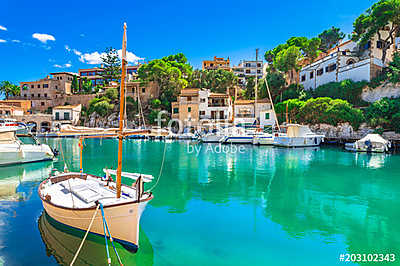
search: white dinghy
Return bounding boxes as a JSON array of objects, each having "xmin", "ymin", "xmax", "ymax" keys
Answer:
[{"xmin": 345, "ymin": 134, "xmax": 391, "ymax": 153}]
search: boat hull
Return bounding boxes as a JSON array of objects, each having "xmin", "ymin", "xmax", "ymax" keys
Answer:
[
  {"xmin": 201, "ymin": 134, "xmax": 224, "ymax": 143},
  {"xmin": 0, "ymin": 144, "xmax": 54, "ymax": 166},
  {"xmin": 41, "ymin": 197, "xmax": 150, "ymax": 252},
  {"xmin": 274, "ymin": 136, "xmax": 323, "ymax": 147},
  {"xmin": 223, "ymin": 136, "xmax": 253, "ymax": 144},
  {"xmin": 252, "ymin": 136, "xmax": 274, "ymax": 145}
]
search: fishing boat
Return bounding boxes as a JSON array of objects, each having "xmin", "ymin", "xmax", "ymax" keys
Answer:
[
  {"xmin": 0, "ymin": 121, "xmax": 55, "ymax": 166},
  {"xmin": 345, "ymin": 134, "xmax": 391, "ymax": 153},
  {"xmin": 38, "ymin": 23, "xmax": 155, "ymax": 254},
  {"xmin": 274, "ymin": 124, "xmax": 325, "ymax": 147}
]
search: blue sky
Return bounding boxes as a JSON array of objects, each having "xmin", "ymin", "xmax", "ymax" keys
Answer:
[{"xmin": 0, "ymin": 0, "xmax": 376, "ymax": 84}]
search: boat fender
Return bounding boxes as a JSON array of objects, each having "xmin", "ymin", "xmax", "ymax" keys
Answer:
[{"xmin": 45, "ymin": 194, "xmax": 52, "ymax": 202}]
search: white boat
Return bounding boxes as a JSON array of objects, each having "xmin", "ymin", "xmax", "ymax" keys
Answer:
[
  {"xmin": 0, "ymin": 123, "xmax": 55, "ymax": 166},
  {"xmin": 252, "ymin": 131, "xmax": 274, "ymax": 145},
  {"xmin": 200, "ymin": 129, "xmax": 225, "ymax": 143},
  {"xmin": 38, "ymin": 24, "xmax": 155, "ymax": 255},
  {"xmin": 0, "ymin": 118, "xmax": 25, "ymax": 132},
  {"xmin": 221, "ymin": 127, "xmax": 253, "ymax": 144},
  {"xmin": 274, "ymin": 124, "xmax": 324, "ymax": 147},
  {"xmin": 345, "ymin": 134, "xmax": 391, "ymax": 153}
]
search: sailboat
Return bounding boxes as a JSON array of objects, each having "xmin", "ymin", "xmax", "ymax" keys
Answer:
[{"xmin": 38, "ymin": 23, "xmax": 154, "ymax": 253}]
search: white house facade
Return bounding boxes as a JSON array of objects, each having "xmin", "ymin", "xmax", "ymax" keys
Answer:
[{"xmin": 233, "ymin": 60, "xmax": 264, "ymax": 86}]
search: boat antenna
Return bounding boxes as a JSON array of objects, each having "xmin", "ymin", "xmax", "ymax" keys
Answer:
[
  {"xmin": 116, "ymin": 23, "xmax": 127, "ymax": 199},
  {"xmin": 264, "ymin": 76, "xmax": 280, "ymax": 131}
]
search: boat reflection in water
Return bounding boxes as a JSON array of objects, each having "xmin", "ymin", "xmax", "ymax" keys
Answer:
[
  {"xmin": 0, "ymin": 161, "xmax": 53, "ymax": 201},
  {"xmin": 38, "ymin": 212, "xmax": 154, "ymax": 266}
]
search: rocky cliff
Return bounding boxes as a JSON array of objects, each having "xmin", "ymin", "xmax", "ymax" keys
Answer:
[
  {"xmin": 82, "ymin": 112, "xmax": 137, "ymax": 128},
  {"xmin": 361, "ymin": 82, "xmax": 400, "ymax": 102}
]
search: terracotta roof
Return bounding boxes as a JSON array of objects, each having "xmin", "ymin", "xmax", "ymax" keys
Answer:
[
  {"xmin": 50, "ymin": 72, "xmax": 79, "ymax": 76},
  {"xmin": 0, "ymin": 104, "xmax": 23, "ymax": 110}
]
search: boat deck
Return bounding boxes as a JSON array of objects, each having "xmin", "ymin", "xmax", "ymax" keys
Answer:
[{"xmin": 41, "ymin": 175, "xmax": 141, "ymax": 209}]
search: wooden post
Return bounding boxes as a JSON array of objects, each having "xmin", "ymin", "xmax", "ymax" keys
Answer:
[
  {"xmin": 116, "ymin": 23, "xmax": 127, "ymax": 199},
  {"xmin": 79, "ymin": 137, "xmax": 83, "ymax": 173}
]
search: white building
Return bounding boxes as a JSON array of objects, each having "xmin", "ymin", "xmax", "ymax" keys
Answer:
[
  {"xmin": 234, "ymin": 99, "xmax": 276, "ymax": 127},
  {"xmin": 233, "ymin": 60, "xmax": 264, "ymax": 86},
  {"xmin": 300, "ymin": 30, "xmax": 400, "ymax": 91},
  {"xmin": 52, "ymin": 104, "xmax": 82, "ymax": 127},
  {"xmin": 171, "ymin": 89, "xmax": 232, "ymax": 127}
]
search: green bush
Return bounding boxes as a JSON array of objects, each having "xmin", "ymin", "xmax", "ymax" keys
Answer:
[
  {"xmin": 105, "ymin": 87, "xmax": 118, "ymax": 100},
  {"xmin": 92, "ymin": 100, "xmax": 114, "ymax": 116},
  {"xmin": 310, "ymin": 79, "xmax": 367, "ymax": 106},
  {"xmin": 150, "ymin": 99, "xmax": 161, "ymax": 109},
  {"xmin": 365, "ymin": 97, "xmax": 400, "ymax": 132},
  {"xmin": 275, "ymin": 97, "xmax": 364, "ymax": 129}
]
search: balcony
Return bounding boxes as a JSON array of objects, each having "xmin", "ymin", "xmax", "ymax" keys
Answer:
[
  {"xmin": 208, "ymin": 103, "xmax": 227, "ymax": 107},
  {"xmin": 200, "ymin": 115, "xmax": 228, "ymax": 120},
  {"xmin": 235, "ymin": 114, "xmax": 254, "ymax": 118}
]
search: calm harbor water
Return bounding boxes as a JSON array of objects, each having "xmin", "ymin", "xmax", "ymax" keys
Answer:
[{"xmin": 0, "ymin": 139, "xmax": 399, "ymax": 265}]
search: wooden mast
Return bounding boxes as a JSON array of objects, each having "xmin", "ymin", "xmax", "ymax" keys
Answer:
[{"xmin": 116, "ymin": 23, "xmax": 127, "ymax": 199}]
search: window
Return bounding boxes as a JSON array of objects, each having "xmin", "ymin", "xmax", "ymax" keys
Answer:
[
  {"xmin": 325, "ymin": 66, "xmax": 329, "ymax": 72},
  {"xmin": 37, "ymin": 84, "xmax": 41, "ymax": 88},
  {"xmin": 188, "ymin": 107, "xmax": 191, "ymax": 112},
  {"xmin": 64, "ymin": 112, "xmax": 70, "ymax": 120},
  {"xmin": 60, "ymin": 77, "xmax": 62, "ymax": 80},
  {"xmin": 342, "ymin": 51, "xmax": 347, "ymax": 55},
  {"xmin": 346, "ymin": 59, "xmax": 355, "ymax": 65},
  {"xmin": 43, "ymin": 84, "xmax": 48, "ymax": 88},
  {"xmin": 310, "ymin": 72, "xmax": 314, "ymax": 79},
  {"xmin": 257, "ymin": 63, "xmax": 261, "ymax": 67},
  {"xmin": 24, "ymin": 94, "xmax": 27, "ymax": 97},
  {"xmin": 317, "ymin": 68, "xmax": 324, "ymax": 76},
  {"xmin": 265, "ymin": 113, "xmax": 270, "ymax": 119},
  {"xmin": 257, "ymin": 70, "xmax": 261, "ymax": 74},
  {"xmin": 199, "ymin": 111, "xmax": 205, "ymax": 116},
  {"xmin": 41, "ymin": 102, "xmax": 45, "ymax": 106},
  {"xmin": 173, "ymin": 108, "xmax": 179, "ymax": 114},
  {"xmin": 31, "ymin": 85, "xmax": 34, "ymax": 88},
  {"xmin": 301, "ymin": 75, "xmax": 306, "ymax": 82},
  {"xmin": 31, "ymin": 94, "xmax": 34, "ymax": 97},
  {"xmin": 187, "ymin": 96, "xmax": 192, "ymax": 101},
  {"xmin": 55, "ymin": 85, "xmax": 58, "ymax": 89},
  {"xmin": 38, "ymin": 93, "xmax": 41, "ymax": 97},
  {"xmin": 55, "ymin": 112, "xmax": 59, "ymax": 120},
  {"xmin": 328, "ymin": 64, "xmax": 337, "ymax": 72},
  {"xmin": 142, "ymin": 88, "xmax": 146, "ymax": 93},
  {"xmin": 44, "ymin": 93, "xmax": 47, "ymax": 98},
  {"xmin": 200, "ymin": 98, "xmax": 206, "ymax": 103},
  {"xmin": 246, "ymin": 69, "xmax": 250, "ymax": 74}
]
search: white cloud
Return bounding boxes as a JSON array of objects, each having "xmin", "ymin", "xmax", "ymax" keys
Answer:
[
  {"xmin": 80, "ymin": 33, "xmax": 85, "ymax": 37},
  {"xmin": 53, "ymin": 63, "xmax": 72, "ymax": 68},
  {"xmin": 11, "ymin": 40, "xmax": 20, "ymax": 43},
  {"xmin": 0, "ymin": 25, "xmax": 7, "ymax": 31},
  {"xmin": 32, "ymin": 33, "xmax": 55, "ymax": 43},
  {"xmin": 78, "ymin": 49, "xmax": 144, "ymax": 65},
  {"xmin": 73, "ymin": 49, "xmax": 82, "ymax": 56},
  {"xmin": 117, "ymin": 49, "xmax": 144, "ymax": 63},
  {"xmin": 65, "ymin": 45, "xmax": 71, "ymax": 52},
  {"xmin": 0, "ymin": 39, "xmax": 6, "ymax": 43}
]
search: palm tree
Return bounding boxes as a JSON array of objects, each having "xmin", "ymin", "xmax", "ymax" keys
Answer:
[{"xmin": 0, "ymin": 81, "xmax": 20, "ymax": 98}]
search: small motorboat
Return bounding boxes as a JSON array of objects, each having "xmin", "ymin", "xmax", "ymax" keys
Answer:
[
  {"xmin": 252, "ymin": 132, "xmax": 274, "ymax": 145},
  {"xmin": 274, "ymin": 124, "xmax": 324, "ymax": 147},
  {"xmin": 345, "ymin": 134, "xmax": 391, "ymax": 153},
  {"xmin": 0, "ymin": 121, "xmax": 55, "ymax": 166}
]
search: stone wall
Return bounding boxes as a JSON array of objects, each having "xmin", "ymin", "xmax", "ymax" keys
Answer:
[
  {"xmin": 83, "ymin": 112, "xmax": 136, "ymax": 129},
  {"xmin": 310, "ymin": 123, "xmax": 400, "ymax": 140}
]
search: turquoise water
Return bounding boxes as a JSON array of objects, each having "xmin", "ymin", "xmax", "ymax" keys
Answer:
[{"xmin": 0, "ymin": 139, "xmax": 399, "ymax": 265}]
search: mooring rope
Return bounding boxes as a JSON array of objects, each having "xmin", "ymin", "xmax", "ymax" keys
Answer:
[
  {"xmin": 147, "ymin": 141, "xmax": 167, "ymax": 192},
  {"xmin": 100, "ymin": 203, "xmax": 123, "ymax": 266},
  {"xmin": 70, "ymin": 204, "xmax": 100, "ymax": 266}
]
